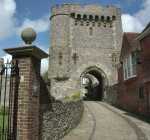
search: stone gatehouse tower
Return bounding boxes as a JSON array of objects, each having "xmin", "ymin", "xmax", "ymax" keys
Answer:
[{"xmin": 49, "ymin": 4, "xmax": 122, "ymax": 101}]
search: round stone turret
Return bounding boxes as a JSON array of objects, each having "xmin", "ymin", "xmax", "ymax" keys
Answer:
[{"xmin": 21, "ymin": 28, "xmax": 36, "ymax": 45}]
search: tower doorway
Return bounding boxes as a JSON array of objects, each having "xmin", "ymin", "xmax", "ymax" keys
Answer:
[{"xmin": 81, "ymin": 67, "xmax": 107, "ymax": 101}]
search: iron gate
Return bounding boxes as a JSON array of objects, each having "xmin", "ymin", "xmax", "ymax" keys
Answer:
[{"xmin": 0, "ymin": 60, "xmax": 19, "ymax": 140}]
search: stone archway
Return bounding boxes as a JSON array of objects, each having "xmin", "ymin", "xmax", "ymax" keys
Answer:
[{"xmin": 80, "ymin": 66, "xmax": 108, "ymax": 101}]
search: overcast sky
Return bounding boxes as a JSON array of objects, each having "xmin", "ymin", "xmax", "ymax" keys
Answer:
[{"xmin": 0, "ymin": 0, "xmax": 149, "ymax": 73}]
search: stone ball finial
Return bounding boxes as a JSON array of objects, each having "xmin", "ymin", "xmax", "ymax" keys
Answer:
[{"xmin": 21, "ymin": 27, "xmax": 36, "ymax": 45}]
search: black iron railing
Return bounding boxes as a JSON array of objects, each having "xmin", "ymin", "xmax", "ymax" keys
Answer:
[{"xmin": 0, "ymin": 61, "xmax": 19, "ymax": 140}]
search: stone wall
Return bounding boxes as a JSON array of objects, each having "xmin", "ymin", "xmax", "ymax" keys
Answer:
[
  {"xmin": 40, "ymin": 98, "xmax": 84, "ymax": 140},
  {"xmin": 106, "ymin": 84, "xmax": 118, "ymax": 105}
]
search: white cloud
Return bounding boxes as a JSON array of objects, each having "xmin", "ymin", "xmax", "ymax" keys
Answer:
[
  {"xmin": 121, "ymin": 14, "xmax": 144, "ymax": 32},
  {"xmin": 0, "ymin": 0, "xmax": 49, "ymax": 40},
  {"xmin": 38, "ymin": 46, "xmax": 49, "ymax": 74},
  {"xmin": 0, "ymin": 1, "xmax": 49, "ymax": 75},
  {"xmin": 2, "ymin": 54, "xmax": 12, "ymax": 63},
  {"xmin": 122, "ymin": 0, "xmax": 150, "ymax": 32},
  {"xmin": 41, "ymin": 58, "xmax": 49, "ymax": 74},
  {"xmin": 0, "ymin": 0, "xmax": 16, "ymax": 39},
  {"xmin": 17, "ymin": 16, "xmax": 49, "ymax": 34},
  {"xmin": 135, "ymin": 0, "xmax": 150, "ymax": 26}
]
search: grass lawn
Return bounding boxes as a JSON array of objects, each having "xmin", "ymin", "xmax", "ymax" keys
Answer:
[
  {"xmin": 0, "ymin": 114, "xmax": 8, "ymax": 128},
  {"xmin": 0, "ymin": 107, "xmax": 8, "ymax": 139}
]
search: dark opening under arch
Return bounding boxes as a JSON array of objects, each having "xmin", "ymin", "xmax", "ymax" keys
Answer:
[{"xmin": 81, "ymin": 67, "xmax": 107, "ymax": 101}]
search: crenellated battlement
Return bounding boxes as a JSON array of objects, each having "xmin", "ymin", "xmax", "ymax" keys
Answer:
[
  {"xmin": 70, "ymin": 13, "xmax": 116, "ymax": 21},
  {"xmin": 70, "ymin": 13, "xmax": 116, "ymax": 28},
  {"xmin": 50, "ymin": 3, "xmax": 121, "ymax": 20}
]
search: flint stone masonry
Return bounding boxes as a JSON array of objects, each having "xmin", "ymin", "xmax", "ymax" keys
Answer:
[
  {"xmin": 49, "ymin": 4, "xmax": 123, "ymax": 101},
  {"xmin": 40, "ymin": 100, "xmax": 84, "ymax": 140}
]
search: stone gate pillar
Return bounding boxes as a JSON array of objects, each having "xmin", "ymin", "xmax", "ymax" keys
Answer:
[{"xmin": 4, "ymin": 28, "xmax": 48, "ymax": 140}]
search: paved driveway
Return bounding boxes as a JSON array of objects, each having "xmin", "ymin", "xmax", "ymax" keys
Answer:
[{"xmin": 63, "ymin": 101, "xmax": 148, "ymax": 140}]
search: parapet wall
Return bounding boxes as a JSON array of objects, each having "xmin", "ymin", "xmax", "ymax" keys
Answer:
[{"xmin": 51, "ymin": 4, "xmax": 120, "ymax": 16}]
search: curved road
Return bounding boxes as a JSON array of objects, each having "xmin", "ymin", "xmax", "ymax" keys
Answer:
[
  {"xmin": 63, "ymin": 101, "xmax": 147, "ymax": 140},
  {"xmin": 85, "ymin": 101, "xmax": 137, "ymax": 140}
]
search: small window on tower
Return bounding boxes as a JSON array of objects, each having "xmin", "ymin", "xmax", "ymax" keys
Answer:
[
  {"xmin": 89, "ymin": 27, "xmax": 93, "ymax": 36},
  {"xmin": 75, "ymin": 20, "xmax": 78, "ymax": 25},
  {"xmin": 77, "ymin": 14, "xmax": 81, "ymax": 20},
  {"xmin": 80, "ymin": 21, "xmax": 84, "ymax": 26},
  {"xmin": 95, "ymin": 15, "xmax": 99, "ymax": 22},
  {"xmin": 70, "ymin": 13, "xmax": 75, "ymax": 18},
  {"xmin": 58, "ymin": 52, "xmax": 63, "ymax": 65},
  {"xmin": 107, "ymin": 16, "xmax": 110, "ymax": 22},
  {"xmin": 101, "ymin": 16, "xmax": 105, "ymax": 21},
  {"xmin": 89, "ymin": 15, "xmax": 93, "ymax": 21},
  {"xmin": 112, "ymin": 15, "xmax": 116, "ymax": 20},
  {"xmin": 86, "ymin": 21, "xmax": 89, "ymax": 26},
  {"xmin": 83, "ymin": 15, "xmax": 87, "ymax": 20},
  {"xmin": 98, "ymin": 22, "xmax": 101, "ymax": 27},
  {"xmin": 72, "ymin": 53, "xmax": 79, "ymax": 64},
  {"xmin": 92, "ymin": 22, "xmax": 95, "ymax": 26}
]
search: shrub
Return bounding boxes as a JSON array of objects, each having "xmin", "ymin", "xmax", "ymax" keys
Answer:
[
  {"xmin": 71, "ymin": 92, "xmax": 81, "ymax": 100},
  {"xmin": 64, "ymin": 91, "xmax": 81, "ymax": 101},
  {"xmin": 64, "ymin": 96, "xmax": 70, "ymax": 100}
]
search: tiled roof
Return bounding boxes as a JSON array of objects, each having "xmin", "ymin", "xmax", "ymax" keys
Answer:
[
  {"xmin": 124, "ymin": 32, "xmax": 139, "ymax": 44},
  {"xmin": 137, "ymin": 22, "xmax": 150, "ymax": 40},
  {"xmin": 120, "ymin": 32, "xmax": 140, "ymax": 60},
  {"xmin": 142, "ymin": 22, "xmax": 150, "ymax": 33}
]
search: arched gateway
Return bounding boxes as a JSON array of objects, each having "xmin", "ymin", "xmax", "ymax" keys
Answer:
[{"xmin": 80, "ymin": 66, "xmax": 108, "ymax": 100}]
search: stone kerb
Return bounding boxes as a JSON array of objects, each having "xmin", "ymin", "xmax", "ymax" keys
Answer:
[{"xmin": 4, "ymin": 46, "xmax": 48, "ymax": 140}]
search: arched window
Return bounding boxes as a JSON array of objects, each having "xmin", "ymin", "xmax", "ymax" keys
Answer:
[
  {"xmin": 112, "ymin": 15, "xmax": 116, "ymax": 20},
  {"xmin": 107, "ymin": 16, "xmax": 110, "ymax": 22},
  {"xmin": 77, "ymin": 14, "xmax": 81, "ymax": 20},
  {"xmin": 89, "ymin": 15, "xmax": 93, "ymax": 21},
  {"xmin": 101, "ymin": 16, "xmax": 104, "ymax": 21},
  {"xmin": 95, "ymin": 15, "xmax": 99, "ymax": 21},
  {"xmin": 83, "ymin": 15, "xmax": 87, "ymax": 20}
]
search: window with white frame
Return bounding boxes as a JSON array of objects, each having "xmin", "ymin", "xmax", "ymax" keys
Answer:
[{"xmin": 123, "ymin": 52, "xmax": 137, "ymax": 80}]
